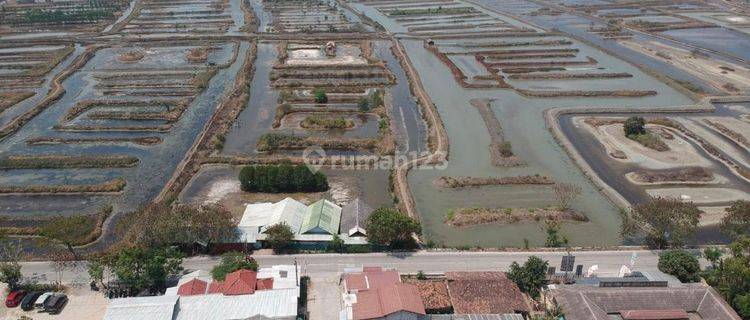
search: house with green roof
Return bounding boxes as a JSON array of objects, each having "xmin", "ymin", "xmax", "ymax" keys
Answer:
[{"xmin": 300, "ymin": 199, "xmax": 342, "ymax": 235}]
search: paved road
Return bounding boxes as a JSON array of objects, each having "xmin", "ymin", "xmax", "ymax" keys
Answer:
[{"xmin": 19, "ymin": 250, "xmax": 679, "ymax": 284}]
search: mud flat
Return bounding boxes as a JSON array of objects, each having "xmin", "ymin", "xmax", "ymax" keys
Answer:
[
  {"xmin": 647, "ymin": 187, "xmax": 750, "ymax": 204},
  {"xmin": 620, "ymin": 39, "xmax": 750, "ymax": 94}
]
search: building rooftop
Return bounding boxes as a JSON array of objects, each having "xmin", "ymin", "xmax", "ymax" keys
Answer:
[
  {"xmin": 103, "ymin": 295, "xmax": 178, "ymax": 320},
  {"xmin": 445, "ymin": 272, "xmax": 530, "ymax": 315},
  {"xmin": 300, "ymin": 199, "xmax": 342, "ymax": 235},
  {"xmin": 340, "ymin": 198, "xmax": 373, "ymax": 237},
  {"xmin": 550, "ymin": 284, "xmax": 741, "ymax": 320},
  {"xmin": 342, "ymin": 267, "xmax": 427, "ymax": 320}
]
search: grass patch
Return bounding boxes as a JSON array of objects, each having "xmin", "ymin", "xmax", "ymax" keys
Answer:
[
  {"xmin": 0, "ymin": 178, "xmax": 126, "ymax": 194},
  {"xmin": 627, "ymin": 133, "xmax": 669, "ymax": 151},
  {"xmin": 300, "ymin": 115, "xmax": 354, "ymax": 130}
]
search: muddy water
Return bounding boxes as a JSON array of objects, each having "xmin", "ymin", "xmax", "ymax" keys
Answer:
[
  {"xmin": 400, "ymin": 35, "xmax": 691, "ymax": 247},
  {"xmin": 0, "ymin": 44, "xmax": 85, "ymax": 128},
  {"xmin": 660, "ymin": 27, "xmax": 750, "ymax": 62},
  {"xmin": 349, "ymin": 0, "xmax": 699, "ymax": 246},
  {"xmin": 374, "ymin": 41, "xmax": 428, "ymax": 154},
  {"xmin": 222, "ymin": 42, "xmax": 278, "ymax": 155},
  {"xmin": 0, "ymin": 42, "xmax": 250, "ymax": 218}
]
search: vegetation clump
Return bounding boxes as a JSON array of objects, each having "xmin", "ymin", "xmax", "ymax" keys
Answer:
[
  {"xmin": 658, "ymin": 249, "xmax": 701, "ymax": 283},
  {"xmin": 301, "ymin": 115, "xmax": 354, "ymax": 130},
  {"xmin": 366, "ymin": 207, "xmax": 421, "ymax": 249},
  {"xmin": 313, "ymin": 89, "xmax": 328, "ymax": 103},
  {"xmin": 0, "ymin": 155, "xmax": 138, "ymax": 169},
  {"xmin": 507, "ymin": 256, "xmax": 548, "ymax": 299},
  {"xmin": 620, "ymin": 196, "xmax": 701, "ymax": 249},
  {"xmin": 239, "ymin": 164, "xmax": 328, "ymax": 193},
  {"xmin": 265, "ymin": 223, "xmax": 295, "ymax": 253},
  {"xmin": 211, "ymin": 251, "xmax": 259, "ymax": 281},
  {"xmin": 623, "ymin": 116, "xmax": 669, "ymax": 151}
]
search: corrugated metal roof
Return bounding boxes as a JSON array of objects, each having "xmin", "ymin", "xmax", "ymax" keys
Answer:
[
  {"xmin": 239, "ymin": 198, "xmax": 307, "ymax": 234},
  {"xmin": 340, "ymin": 199, "xmax": 373, "ymax": 236},
  {"xmin": 103, "ymin": 295, "xmax": 177, "ymax": 320},
  {"xmin": 300, "ymin": 199, "xmax": 341, "ymax": 235},
  {"xmin": 174, "ymin": 288, "xmax": 299, "ymax": 320}
]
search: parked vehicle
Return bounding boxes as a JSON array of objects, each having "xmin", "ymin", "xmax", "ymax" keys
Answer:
[
  {"xmin": 5, "ymin": 290, "xmax": 26, "ymax": 308},
  {"xmin": 44, "ymin": 294, "xmax": 68, "ymax": 314},
  {"xmin": 33, "ymin": 292, "xmax": 53, "ymax": 310},
  {"xmin": 20, "ymin": 292, "xmax": 41, "ymax": 311}
]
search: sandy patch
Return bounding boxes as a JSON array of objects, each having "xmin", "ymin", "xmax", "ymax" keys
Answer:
[
  {"xmin": 698, "ymin": 206, "xmax": 729, "ymax": 226},
  {"xmin": 676, "ymin": 117, "xmax": 750, "ymax": 169},
  {"xmin": 578, "ymin": 117, "xmax": 712, "ymax": 169},
  {"xmin": 702, "ymin": 116, "xmax": 750, "ymax": 150},
  {"xmin": 625, "ymin": 170, "xmax": 727, "ymax": 186},
  {"xmin": 285, "ymin": 45, "xmax": 367, "ymax": 66},
  {"xmin": 204, "ymin": 179, "xmax": 241, "ymax": 204},
  {"xmin": 646, "ymin": 187, "xmax": 750, "ymax": 204}
]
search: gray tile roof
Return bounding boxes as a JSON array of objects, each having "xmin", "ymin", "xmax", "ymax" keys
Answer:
[
  {"xmin": 340, "ymin": 198, "xmax": 373, "ymax": 236},
  {"xmin": 550, "ymin": 284, "xmax": 741, "ymax": 320}
]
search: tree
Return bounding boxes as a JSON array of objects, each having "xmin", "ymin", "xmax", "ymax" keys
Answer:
[
  {"xmin": 553, "ymin": 183, "xmax": 581, "ymax": 211},
  {"xmin": 702, "ymin": 236, "xmax": 750, "ymax": 318},
  {"xmin": 507, "ymin": 256, "xmax": 549, "ymax": 299},
  {"xmin": 621, "ymin": 197, "xmax": 701, "ymax": 249},
  {"xmin": 239, "ymin": 164, "xmax": 328, "ymax": 193},
  {"xmin": 658, "ymin": 250, "xmax": 701, "ymax": 283},
  {"xmin": 88, "ymin": 259, "xmax": 105, "ymax": 289},
  {"xmin": 314, "ymin": 89, "xmax": 328, "ymax": 103},
  {"xmin": 126, "ymin": 203, "xmax": 237, "ymax": 248},
  {"xmin": 265, "ymin": 223, "xmax": 294, "ymax": 253},
  {"xmin": 721, "ymin": 200, "xmax": 750, "ymax": 239},
  {"xmin": 105, "ymin": 246, "xmax": 184, "ymax": 294},
  {"xmin": 544, "ymin": 221, "xmax": 568, "ymax": 247},
  {"xmin": 211, "ymin": 251, "xmax": 259, "ymax": 281},
  {"xmin": 623, "ymin": 116, "xmax": 646, "ymax": 136},
  {"xmin": 0, "ymin": 262, "xmax": 22, "ymax": 290},
  {"xmin": 365, "ymin": 207, "xmax": 421, "ymax": 248},
  {"xmin": 38, "ymin": 215, "xmax": 92, "ymax": 259},
  {"xmin": 327, "ymin": 234, "xmax": 346, "ymax": 253}
]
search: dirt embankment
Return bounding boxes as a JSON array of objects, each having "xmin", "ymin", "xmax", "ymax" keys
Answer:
[
  {"xmin": 187, "ymin": 47, "xmax": 210, "ymax": 63},
  {"xmin": 0, "ymin": 177, "xmax": 126, "ymax": 195},
  {"xmin": 470, "ymin": 98, "xmax": 524, "ymax": 166},
  {"xmin": 156, "ymin": 43, "xmax": 258, "ymax": 204},
  {"xmin": 26, "ymin": 136, "xmax": 162, "ymax": 146},
  {"xmin": 118, "ymin": 50, "xmax": 145, "ymax": 62},
  {"xmin": 446, "ymin": 207, "xmax": 588, "ymax": 227},
  {"xmin": 434, "ymin": 175, "xmax": 554, "ymax": 188},
  {"xmin": 425, "ymin": 44, "xmax": 510, "ymax": 89},
  {"xmin": 0, "ymin": 155, "xmax": 139, "ymax": 169},
  {"xmin": 703, "ymin": 119, "xmax": 750, "ymax": 149},
  {"xmin": 627, "ymin": 167, "xmax": 714, "ymax": 184},
  {"xmin": 517, "ymin": 89, "xmax": 657, "ymax": 98},
  {"xmin": 508, "ymin": 72, "xmax": 633, "ymax": 80}
]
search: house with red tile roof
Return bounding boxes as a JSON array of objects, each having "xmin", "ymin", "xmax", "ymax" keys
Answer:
[{"xmin": 341, "ymin": 267, "xmax": 427, "ymax": 320}]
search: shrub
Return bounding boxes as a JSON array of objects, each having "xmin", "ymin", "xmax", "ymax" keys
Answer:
[
  {"xmin": 358, "ymin": 97, "xmax": 370, "ymax": 112},
  {"xmin": 366, "ymin": 208, "xmax": 421, "ymax": 248},
  {"xmin": 211, "ymin": 251, "xmax": 259, "ymax": 281},
  {"xmin": 498, "ymin": 142, "xmax": 513, "ymax": 157},
  {"xmin": 658, "ymin": 250, "xmax": 701, "ymax": 283},
  {"xmin": 239, "ymin": 164, "xmax": 328, "ymax": 193},
  {"xmin": 313, "ymin": 89, "xmax": 328, "ymax": 103}
]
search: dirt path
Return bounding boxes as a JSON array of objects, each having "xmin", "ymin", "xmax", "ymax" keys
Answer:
[{"xmin": 390, "ymin": 36, "xmax": 448, "ymax": 221}]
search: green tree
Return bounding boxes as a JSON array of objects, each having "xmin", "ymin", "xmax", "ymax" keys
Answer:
[
  {"xmin": 721, "ymin": 200, "xmax": 750, "ymax": 239},
  {"xmin": 704, "ymin": 247, "xmax": 723, "ymax": 268},
  {"xmin": 702, "ymin": 236, "xmax": 750, "ymax": 318},
  {"xmin": 370, "ymin": 89, "xmax": 383, "ymax": 108},
  {"xmin": 239, "ymin": 164, "xmax": 328, "ymax": 193},
  {"xmin": 211, "ymin": 251, "xmax": 259, "ymax": 281},
  {"xmin": 507, "ymin": 256, "xmax": 549, "ymax": 299},
  {"xmin": 621, "ymin": 197, "xmax": 701, "ymax": 249},
  {"xmin": 327, "ymin": 234, "xmax": 346, "ymax": 253},
  {"xmin": 88, "ymin": 259, "xmax": 105, "ymax": 289},
  {"xmin": 623, "ymin": 116, "xmax": 646, "ymax": 136},
  {"xmin": 126, "ymin": 203, "xmax": 236, "ymax": 248},
  {"xmin": 658, "ymin": 250, "xmax": 701, "ymax": 283},
  {"xmin": 265, "ymin": 223, "xmax": 295, "ymax": 253},
  {"xmin": 0, "ymin": 262, "xmax": 22, "ymax": 290},
  {"xmin": 38, "ymin": 215, "xmax": 93, "ymax": 259},
  {"xmin": 105, "ymin": 246, "xmax": 184, "ymax": 294},
  {"xmin": 365, "ymin": 207, "xmax": 421, "ymax": 248},
  {"xmin": 314, "ymin": 89, "xmax": 328, "ymax": 103},
  {"xmin": 544, "ymin": 221, "xmax": 568, "ymax": 247}
]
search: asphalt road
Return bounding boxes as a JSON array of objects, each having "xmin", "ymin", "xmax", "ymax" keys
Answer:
[{"xmin": 19, "ymin": 250, "xmax": 679, "ymax": 284}]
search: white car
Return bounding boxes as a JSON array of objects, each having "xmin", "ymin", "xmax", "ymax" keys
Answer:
[{"xmin": 33, "ymin": 292, "xmax": 53, "ymax": 310}]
